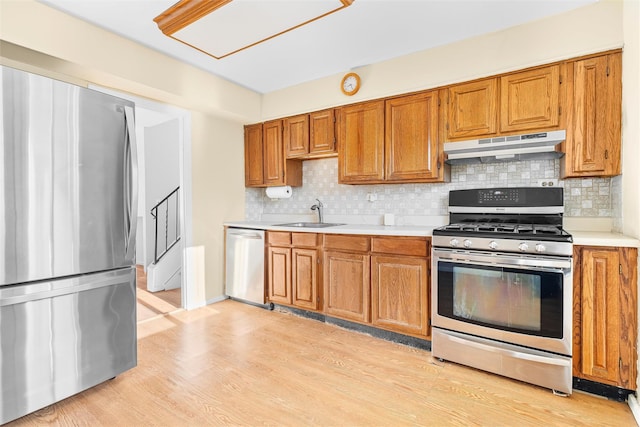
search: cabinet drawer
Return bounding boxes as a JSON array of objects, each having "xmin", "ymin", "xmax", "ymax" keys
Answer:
[
  {"xmin": 324, "ymin": 234, "xmax": 370, "ymax": 252},
  {"xmin": 292, "ymin": 232, "xmax": 320, "ymax": 247},
  {"xmin": 371, "ymin": 237, "xmax": 429, "ymax": 257},
  {"xmin": 267, "ymin": 231, "xmax": 291, "ymax": 245}
]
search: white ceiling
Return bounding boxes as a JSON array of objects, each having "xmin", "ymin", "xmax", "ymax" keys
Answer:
[{"xmin": 38, "ymin": 0, "xmax": 597, "ymax": 94}]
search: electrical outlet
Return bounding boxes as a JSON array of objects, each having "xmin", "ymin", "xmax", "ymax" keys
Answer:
[
  {"xmin": 537, "ymin": 179, "xmax": 559, "ymax": 187},
  {"xmin": 366, "ymin": 193, "xmax": 378, "ymax": 202}
]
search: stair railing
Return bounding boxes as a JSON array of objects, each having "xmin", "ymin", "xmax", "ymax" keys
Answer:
[{"xmin": 150, "ymin": 186, "xmax": 180, "ymax": 264}]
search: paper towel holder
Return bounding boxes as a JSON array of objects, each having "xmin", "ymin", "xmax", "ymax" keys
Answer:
[{"xmin": 265, "ymin": 186, "xmax": 293, "ymax": 199}]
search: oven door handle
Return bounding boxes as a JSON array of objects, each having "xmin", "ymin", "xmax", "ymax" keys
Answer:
[
  {"xmin": 433, "ymin": 249, "xmax": 571, "ymax": 271},
  {"xmin": 448, "ymin": 335, "xmax": 571, "ymax": 367}
]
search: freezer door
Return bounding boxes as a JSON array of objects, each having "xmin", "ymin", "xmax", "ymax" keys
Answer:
[
  {"xmin": 0, "ymin": 267, "xmax": 137, "ymax": 424},
  {"xmin": 0, "ymin": 66, "xmax": 137, "ymax": 286}
]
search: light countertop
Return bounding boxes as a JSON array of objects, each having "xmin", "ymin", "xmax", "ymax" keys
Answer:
[
  {"xmin": 223, "ymin": 221, "xmax": 435, "ymax": 237},
  {"xmin": 568, "ymin": 230, "xmax": 639, "ymax": 248},
  {"xmin": 224, "ymin": 221, "xmax": 640, "ymax": 247}
]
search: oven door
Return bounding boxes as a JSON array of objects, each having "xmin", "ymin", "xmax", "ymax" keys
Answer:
[{"xmin": 431, "ymin": 248, "xmax": 572, "ymax": 356}]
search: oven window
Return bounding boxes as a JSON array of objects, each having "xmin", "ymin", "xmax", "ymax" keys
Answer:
[{"xmin": 438, "ymin": 262, "xmax": 564, "ymax": 338}]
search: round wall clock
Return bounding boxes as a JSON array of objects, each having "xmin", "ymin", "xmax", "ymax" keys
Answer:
[{"xmin": 341, "ymin": 72, "xmax": 361, "ymax": 96}]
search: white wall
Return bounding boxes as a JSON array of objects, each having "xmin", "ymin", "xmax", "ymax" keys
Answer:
[
  {"xmin": 132, "ymin": 107, "xmax": 177, "ymax": 265},
  {"xmin": 262, "ymin": 1, "xmax": 623, "ymax": 119},
  {"xmin": 1, "ymin": 0, "xmax": 637, "ymax": 311},
  {"xmin": 0, "ymin": 0, "xmax": 255, "ymax": 306},
  {"xmin": 144, "ymin": 119, "xmax": 181, "ymax": 267},
  {"xmin": 621, "ymin": 0, "xmax": 640, "ymax": 405},
  {"xmin": 622, "ymin": 0, "xmax": 640, "ymax": 240}
]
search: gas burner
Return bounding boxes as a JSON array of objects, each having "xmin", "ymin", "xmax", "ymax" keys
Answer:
[
  {"xmin": 495, "ymin": 225, "xmax": 516, "ymax": 233},
  {"xmin": 433, "ymin": 187, "xmax": 573, "ymax": 252},
  {"xmin": 436, "ymin": 222, "xmax": 569, "ymax": 240},
  {"xmin": 534, "ymin": 225, "xmax": 563, "ymax": 235}
]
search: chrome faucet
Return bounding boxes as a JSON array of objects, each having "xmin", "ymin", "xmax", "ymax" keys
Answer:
[{"xmin": 310, "ymin": 198, "xmax": 324, "ymax": 223}]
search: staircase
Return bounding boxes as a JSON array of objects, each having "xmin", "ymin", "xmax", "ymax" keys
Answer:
[{"xmin": 147, "ymin": 187, "xmax": 181, "ymax": 292}]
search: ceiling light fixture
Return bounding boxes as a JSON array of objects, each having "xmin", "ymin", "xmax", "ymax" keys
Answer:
[{"xmin": 154, "ymin": 0, "xmax": 354, "ymax": 60}]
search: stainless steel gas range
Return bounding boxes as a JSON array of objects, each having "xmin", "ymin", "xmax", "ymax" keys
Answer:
[{"xmin": 431, "ymin": 187, "xmax": 573, "ymax": 395}]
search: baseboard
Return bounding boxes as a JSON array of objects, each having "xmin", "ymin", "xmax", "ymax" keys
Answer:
[
  {"xmin": 183, "ymin": 295, "xmax": 227, "ymax": 310},
  {"xmin": 273, "ymin": 304, "xmax": 431, "ymax": 351},
  {"xmin": 628, "ymin": 394, "xmax": 640, "ymax": 426},
  {"xmin": 206, "ymin": 295, "xmax": 228, "ymax": 305},
  {"xmin": 572, "ymin": 377, "xmax": 634, "ymax": 401}
]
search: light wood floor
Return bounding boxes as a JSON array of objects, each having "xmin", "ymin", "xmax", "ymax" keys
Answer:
[
  {"xmin": 8, "ymin": 300, "xmax": 636, "ymax": 426},
  {"xmin": 136, "ymin": 265, "xmax": 181, "ymax": 322}
]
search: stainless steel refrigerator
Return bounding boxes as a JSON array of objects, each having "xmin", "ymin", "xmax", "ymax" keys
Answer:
[{"xmin": 0, "ymin": 66, "xmax": 138, "ymax": 424}]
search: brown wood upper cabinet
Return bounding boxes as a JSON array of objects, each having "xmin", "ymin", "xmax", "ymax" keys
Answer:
[
  {"xmin": 244, "ymin": 123, "xmax": 264, "ymax": 187},
  {"xmin": 284, "ymin": 114, "xmax": 309, "ymax": 158},
  {"xmin": 309, "ymin": 109, "xmax": 337, "ymax": 156},
  {"xmin": 385, "ymin": 91, "xmax": 440, "ymax": 182},
  {"xmin": 445, "ymin": 78, "xmax": 498, "ymax": 139},
  {"xmin": 338, "ymin": 92, "xmax": 443, "ymax": 184},
  {"xmin": 244, "ymin": 120, "xmax": 302, "ymax": 188},
  {"xmin": 561, "ymin": 52, "xmax": 621, "ymax": 178},
  {"xmin": 573, "ymin": 245, "xmax": 637, "ymax": 390},
  {"xmin": 338, "ymin": 100, "xmax": 385, "ymax": 183},
  {"xmin": 445, "ymin": 65, "xmax": 562, "ymax": 140},
  {"xmin": 284, "ymin": 109, "xmax": 337, "ymax": 159},
  {"xmin": 500, "ymin": 65, "xmax": 561, "ymax": 133}
]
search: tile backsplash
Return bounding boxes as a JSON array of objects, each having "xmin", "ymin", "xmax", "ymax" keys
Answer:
[{"xmin": 245, "ymin": 157, "xmax": 620, "ymax": 226}]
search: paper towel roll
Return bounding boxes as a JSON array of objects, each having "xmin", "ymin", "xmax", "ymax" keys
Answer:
[{"xmin": 266, "ymin": 186, "xmax": 293, "ymax": 199}]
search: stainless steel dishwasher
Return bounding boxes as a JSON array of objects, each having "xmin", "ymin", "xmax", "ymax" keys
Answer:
[{"xmin": 225, "ymin": 227, "xmax": 267, "ymax": 307}]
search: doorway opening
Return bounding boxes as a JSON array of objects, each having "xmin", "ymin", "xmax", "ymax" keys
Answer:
[{"xmin": 89, "ymin": 85, "xmax": 193, "ymax": 315}]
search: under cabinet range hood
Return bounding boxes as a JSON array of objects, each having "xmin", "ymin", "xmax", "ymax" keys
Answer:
[{"xmin": 444, "ymin": 130, "xmax": 566, "ymax": 164}]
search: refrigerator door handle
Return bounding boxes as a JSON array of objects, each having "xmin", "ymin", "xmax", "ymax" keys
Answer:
[
  {"xmin": 124, "ymin": 105, "xmax": 138, "ymax": 260},
  {"xmin": 0, "ymin": 269, "xmax": 134, "ymax": 307}
]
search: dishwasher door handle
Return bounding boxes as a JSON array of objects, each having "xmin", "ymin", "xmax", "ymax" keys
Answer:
[
  {"xmin": 227, "ymin": 229, "xmax": 264, "ymax": 239},
  {"xmin": 229, "ymin": 234, "xmax": 263, "ymax": 240}
]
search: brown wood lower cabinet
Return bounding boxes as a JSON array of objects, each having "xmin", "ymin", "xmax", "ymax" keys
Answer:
[
  {"xmin": 371, "ymin": 255, "xmax": 429, "ymax": 336},
  {"xmin": 268, "ymin": 245, "xmax": 292, "ymax": 305},
  {"xmin": 371, "ymin": 236, "xmax": 430, "ymax": 337},
  {"xmin": 267, "ymin": 231, "xmax": 321, "ymax": 310},
  {"xmin": 573, "ymin": 245, "xmax": 638, "ymax": 390},
  {"xmin": 324, "ymin": 250, "xmax": 371, "ymax": 322},
  {"xmin": 323, "ymin": 234, "xmax": 430, "ymax": 337},
  {"xmin": 292, "ymin": 248, "xmax": 319, "ymax": 310}
]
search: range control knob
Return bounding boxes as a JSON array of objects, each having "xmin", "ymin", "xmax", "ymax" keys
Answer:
[
  {"xmin": 463, "ymin": 239, "xmax": 472, "ymax": 248},
  {"xmin": 488, "ymin": 241, "xmax": 499, "ymax": 250},
  {"xmin": 449, "ymin": 238, "xmax": 459, "ymax": 247},
  {"xmin": 518, "ymin": 242, "xmax": 529, "ymax": 252},
  {"xmin": 535, "ymin": 244, "xmax": 546, "ymax": 253}
]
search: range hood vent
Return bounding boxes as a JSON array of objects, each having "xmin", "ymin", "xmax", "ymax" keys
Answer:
[{"xmin": 444, "ymin": 130, "xmax": 566, "ymax": 165}]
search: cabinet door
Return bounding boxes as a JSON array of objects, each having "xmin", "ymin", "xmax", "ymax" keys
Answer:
[
  {"xmin": 576, "ymin": 246, "xmax": 637, "ymax": 388},
  {"xmin": 324, "ymin": 250, "xmax": 370, "ymax": 322},
  {"xmin": 446, "ymin": 78, "xmax": 498, "ymax": 139},
  {"xmin": 244, "ymin": 123, "xmax": 264, "ymax": 187},
  {"xmin": 263, "ymin": 119, "xmax": 285, "ymax": 185},
  {"xmin": 309, "ymin": 109, "xmax": 336, "ymax": 156},
  {"xmin": 268, "ymin": 246, "xmax": 291, "ymax": 305},
  {"xmin": 385, "ymin": 91, "xmax": 439, "ymax": 182},
  {"xmin": 338, "ymin": 101, "xmax": 385, "ymax": 183},
  {"xmin": 292, "ymin": 248, "xmax": 319, "ymax": 310},
  {"xmin": 371, "ymin": 255, "xmax": 429, "ymax": 336},
  {"xmin": 284, "ymin": 114, "xmax": 309, "ymax": 158},
  {"xmin": 563, "ymin": 53, "xmax": 621, "ymax": 177},
  {"xmin": 500, "ymin": 65, "xmax": 560, "ymax": 133}
]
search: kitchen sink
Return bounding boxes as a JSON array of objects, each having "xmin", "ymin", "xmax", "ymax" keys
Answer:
[{"xmin": 275, "ymin": 222, "xmax": 345, "ymax": 228}]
